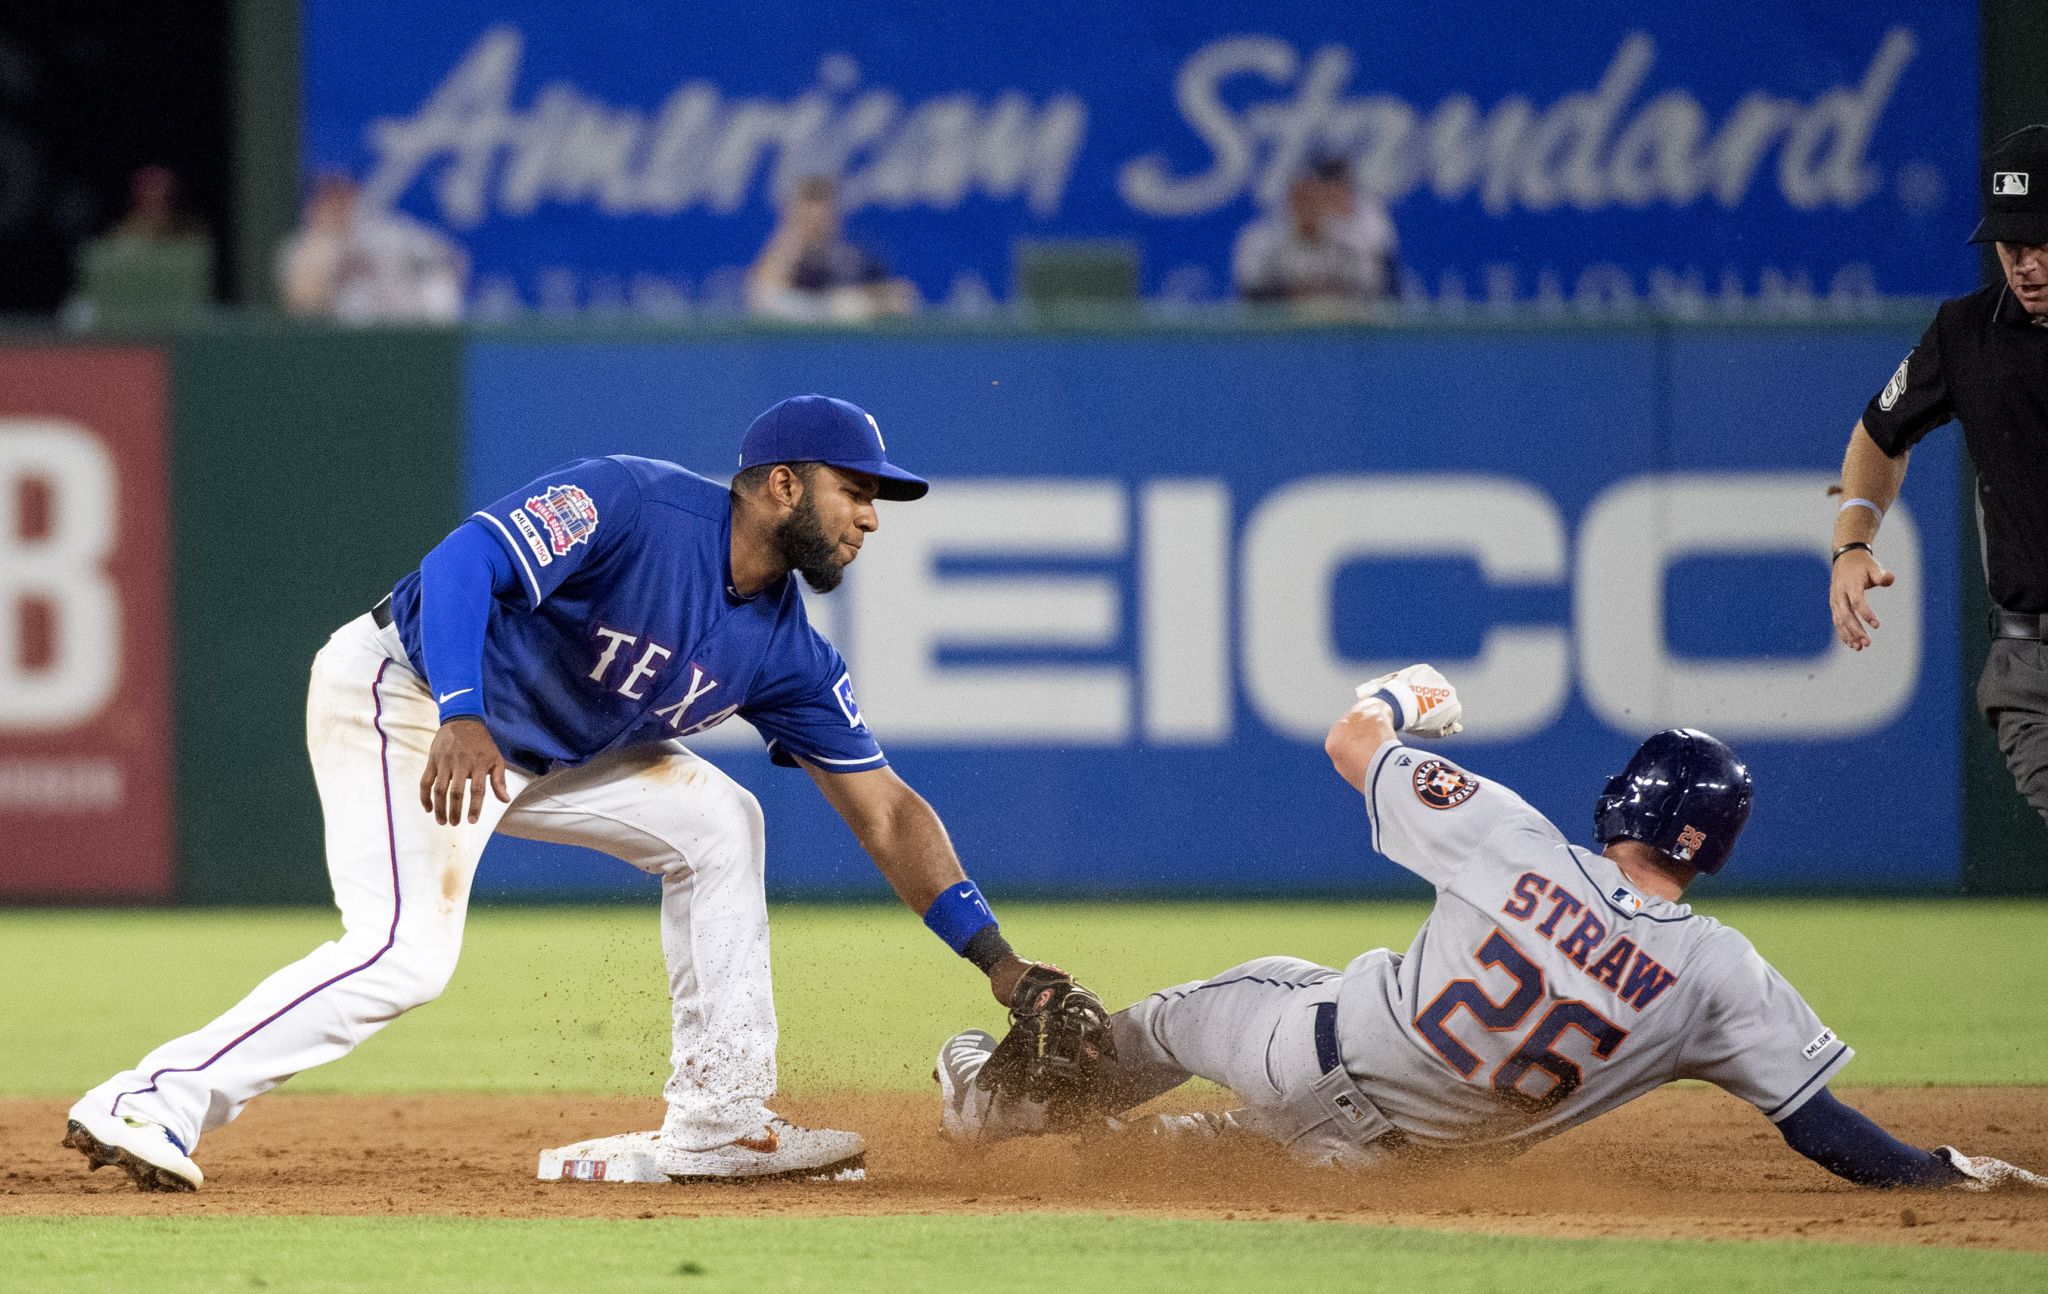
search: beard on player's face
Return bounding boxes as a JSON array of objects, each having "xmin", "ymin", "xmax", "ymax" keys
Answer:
[{"xmin": 773, "ymin": 489, "xmax": 847, "ymax": 593}]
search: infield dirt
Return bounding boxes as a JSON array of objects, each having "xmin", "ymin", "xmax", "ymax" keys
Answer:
[{"xmin": 6, "ymin": 1087, "xmax": 2046, "ymax": 1252}]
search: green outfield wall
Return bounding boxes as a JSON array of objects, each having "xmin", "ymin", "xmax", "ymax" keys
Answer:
[{"xmin": 168, "ymin": 326, "xmax": 464, "ymax": 902}]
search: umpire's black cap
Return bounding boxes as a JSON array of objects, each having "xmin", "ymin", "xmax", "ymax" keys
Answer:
[{"xmin": 1969, "ymin": 125, "xmax": 2048, "ymax": 246}]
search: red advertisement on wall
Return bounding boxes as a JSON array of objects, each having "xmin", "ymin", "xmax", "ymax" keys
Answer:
[{"xmin": 0, "ymin": 347, "xmax": 173, "ymax": 900}]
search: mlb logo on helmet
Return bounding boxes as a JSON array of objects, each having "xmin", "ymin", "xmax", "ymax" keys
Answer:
[{"xmin": 1994, "ymin": 172, "xmax": 2030, "ymax": 196}]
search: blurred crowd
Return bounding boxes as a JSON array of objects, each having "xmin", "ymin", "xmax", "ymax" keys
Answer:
[
  {"xmin": 51, "ymin": 156, "xmax": 1401, "ymax": 330},
  {"xmin": 11, "ymin": 0, "xmax": 1400, "ymax": 333},
  {"xmin": 1232, "ymin": 157, "xmax": 1400, "ymax": 318}
]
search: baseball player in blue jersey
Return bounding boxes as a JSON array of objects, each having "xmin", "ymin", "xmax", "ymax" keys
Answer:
[
  {"xmin": 66, "ymin": 394, "xmax": 1093, "ymax": 1191},
  {"xmin": 939, "ymin": 665, "xmax": 2048, "ymax": 1193}
]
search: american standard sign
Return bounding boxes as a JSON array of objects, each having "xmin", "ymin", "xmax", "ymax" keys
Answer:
[
  {"xmin": 368, "ymin": 28, "xmax": 1914, "ymax": 226},
  {"xmin": 305, "ymin": 4, "xmax": 1976, "ymax": 309}
]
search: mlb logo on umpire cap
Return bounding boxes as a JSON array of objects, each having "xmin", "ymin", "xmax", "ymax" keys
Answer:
[{"xmin": 1970, "ymin": 125, "xmax": 2048, "ymax": 245}]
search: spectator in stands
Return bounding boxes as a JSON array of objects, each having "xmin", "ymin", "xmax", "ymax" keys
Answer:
[
  {"xmin": 109, "ymin": 165, "xmax": 210, "ymax": 247},
  {"xmin": 66, "ymin": 165, "xmax": 214, "ymax": 329},
  {"xmin": 1232, "ymin": 156, "xmax": 1398, "ymax": 317},
  {"xmin": 279, "ymin": 173, "xmax": 465, "ymax": 323},
  {"xmin": 747, "ymin": 176, "xmax": 918, "ymax": 322}
]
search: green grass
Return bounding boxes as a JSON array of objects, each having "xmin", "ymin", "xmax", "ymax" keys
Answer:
[
  {"xmin": 2, "ymin": 1215, "xmax": 2044, "ymax": 1293},
  {"xmin": 6, "ymin": 900, "xmax": 2042, "ymax": 1287},
  {"xmin": 1, "ymin": 899, "xmax": 2042, "ymax": 1097}
]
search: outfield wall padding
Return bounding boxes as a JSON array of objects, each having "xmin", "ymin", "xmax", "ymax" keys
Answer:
[{"xmin": 169, "ymin": 326, "xmax": 463, "ymax": 903}]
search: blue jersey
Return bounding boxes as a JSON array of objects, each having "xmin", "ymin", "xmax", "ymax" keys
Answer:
[{"xmin": 387, "ymin": 455, "xmax": 886, "ymax": 776}]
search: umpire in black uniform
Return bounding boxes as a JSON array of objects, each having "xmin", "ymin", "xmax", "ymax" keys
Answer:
[{"xmin": 1829, "ymin": 125, "xmax": 2048, "ymax": 836}]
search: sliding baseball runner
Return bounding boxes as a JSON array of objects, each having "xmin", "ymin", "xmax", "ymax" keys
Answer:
[{"xmin": 940, "ymin": 666, "xmax": 2047, "ymax": 1194}]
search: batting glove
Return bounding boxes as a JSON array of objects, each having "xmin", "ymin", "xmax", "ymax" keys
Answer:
[
  {"xmin": 1355, "ymin": 664, "xmax": 1463, "ymax": 738},
  {"xmin": 1937, "ymin": 1146, "xmax": 2048, "ymax": 1191}
]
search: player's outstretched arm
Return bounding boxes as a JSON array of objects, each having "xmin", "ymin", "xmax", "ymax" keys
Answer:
[
  {"xmin": 1325, "ymin": 698, "xmax": 1397, "ymax": 790},
  {"xmin": 1775, "ymin": 1088, "xmax": 2046, "ymax": 1190},
  {"xmin": 1775, "ymin": 1088, "xmax": 1960, "ymax": 1187},
  {"xmin": 805, "ymin": 764, "xmax": 1122, "ymax": 1109},
  {"xmin": 799, "ymin": 762, "xmax": 1039, "ymax": 1005}
]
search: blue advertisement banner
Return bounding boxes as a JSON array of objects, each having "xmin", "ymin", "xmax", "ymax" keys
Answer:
[
  {"xmin": 458, "ymin": 324, "xmax": 1959, "ymax": 899},
  {"xmin": 305, "ymin": 2, "xmax": 1978, "ymax": 314}
]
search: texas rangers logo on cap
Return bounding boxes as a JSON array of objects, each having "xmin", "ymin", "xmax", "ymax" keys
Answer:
[
  {"xmin": 1994, "ymin": 171, "xmax": 2031, "ymax": 196},
  {"xmin": 1412, "ymin": 759, "xmax": 1480, "ymax": 810}
]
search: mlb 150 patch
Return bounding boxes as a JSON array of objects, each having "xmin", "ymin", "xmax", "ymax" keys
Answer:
[{"xmin": 1413, "ymin": 759, "xmax": 1481, "ymax": 810}]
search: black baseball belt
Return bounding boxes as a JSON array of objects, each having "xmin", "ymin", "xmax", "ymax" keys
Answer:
[
  {"xmin": 1992, "ymin": 608, "xmax": 2048, "ymax": 641},
  {"xmin": 1309, "ymin": 1001, "xmax": 1408, "ymax": 1155},
  {"xmin": 371, "ymin": 593, "xmax": 393, "ymax": 629}
]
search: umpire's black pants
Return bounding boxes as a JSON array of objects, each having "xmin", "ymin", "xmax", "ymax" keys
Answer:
[{"xmin": 1979, "ymin": 638, "xmax": 2048, "ymax": 834}]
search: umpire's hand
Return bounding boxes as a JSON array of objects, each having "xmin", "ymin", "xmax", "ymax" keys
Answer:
[
  {"xmin": 1829, "ymin": 548, "xmax": 1895, "ymax": 651},
  {"xmin": 419, "ymin": 717, "xmax": 512, "ymax": 825}
]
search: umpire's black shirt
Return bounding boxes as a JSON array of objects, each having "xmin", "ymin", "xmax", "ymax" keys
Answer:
[{"xmin": 1863, "ymin": 283, "xmax": 2048, "ymax": 614}]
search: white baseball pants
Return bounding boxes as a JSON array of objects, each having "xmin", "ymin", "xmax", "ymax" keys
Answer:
[{"xmin": 84, "ymin": 613, "xmax": 777, "ymax": 1155}]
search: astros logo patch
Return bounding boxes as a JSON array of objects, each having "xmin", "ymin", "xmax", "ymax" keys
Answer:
[
  {"xmin": 524, "ymin": 484, "xmax": 600, "ymax": 557},
  {"xmin": 1412, "ymin": 759, "xmax": 1480, "ymax": 810}
]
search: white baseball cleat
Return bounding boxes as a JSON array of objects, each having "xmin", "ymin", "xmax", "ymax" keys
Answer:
[
  {"xmin": 935, "ymin": 1029, "xmax": 999, "ymax": 1142},
  {"xmin": 63, "ymin": 1099, "xmax": 203, "ymax": 1193},
  {"xmin": 655, "ymin": 1117, "xmax": 865, "ymax": 1183}
]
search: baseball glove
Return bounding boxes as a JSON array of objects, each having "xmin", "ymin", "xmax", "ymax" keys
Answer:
[{"xmin": 979, "ymin": 963, "xmax": 1115, "ymax": 1126}]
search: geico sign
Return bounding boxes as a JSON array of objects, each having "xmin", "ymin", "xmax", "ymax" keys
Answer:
[{"xmin": 704, "ymin": 473, "xmax": 1919, "ymax": 748}]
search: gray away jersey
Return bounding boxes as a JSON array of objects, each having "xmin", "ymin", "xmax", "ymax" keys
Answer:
[{"xmin": 1334, "ymin": 742, "xmax": 1851, "ymax": 1151}]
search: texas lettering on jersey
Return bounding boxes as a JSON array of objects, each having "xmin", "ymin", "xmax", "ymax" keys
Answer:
[
  {"xmin": 388, "ymin": 456, "xmax": 888, "ymax": 774},
  {"xmin": 588, "ymin": 627, "xmax": 738, "ymax": 736}
]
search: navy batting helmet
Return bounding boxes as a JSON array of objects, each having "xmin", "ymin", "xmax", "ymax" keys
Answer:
[{"xmin": 1593, "ymin": 729, "xmax": 1753, "ymax": 874}]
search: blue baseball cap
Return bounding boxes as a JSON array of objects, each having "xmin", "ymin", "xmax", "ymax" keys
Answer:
[{"xmin": 738, "ymin": 395, "xmax": 929, "ymax": 501}]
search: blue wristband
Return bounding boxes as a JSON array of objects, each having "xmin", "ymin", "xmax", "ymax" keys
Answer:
[
  {"xmin": 1369, "ymin": 687, "xmax": 1408, "ymax": 729},
  {"xmin": 922, "ymin": 880, "xmax": 998, "ymax": 954}
]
